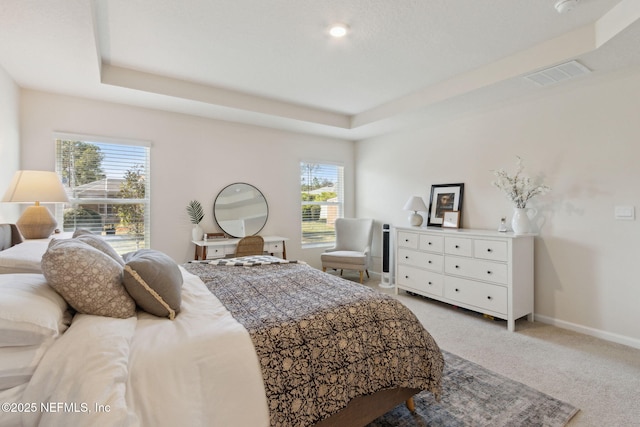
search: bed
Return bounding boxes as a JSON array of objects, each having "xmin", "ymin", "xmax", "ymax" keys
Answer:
[{"xmin": 0, "ymin": 225, "xmax": 444, "ymax": 426}]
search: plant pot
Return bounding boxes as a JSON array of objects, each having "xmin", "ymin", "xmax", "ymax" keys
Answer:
[
  {"xmin": 192, "ymin": 224, "xmax": 204, "ymax": 241},
  {"xmin": 511, "ymin": 208, "xmax": 537, "ymax": 235}
]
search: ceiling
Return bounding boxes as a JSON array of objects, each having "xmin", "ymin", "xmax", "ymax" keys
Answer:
[{"xmin": 1, "ymin": 0, "xmax": 639, "ymax": 140}]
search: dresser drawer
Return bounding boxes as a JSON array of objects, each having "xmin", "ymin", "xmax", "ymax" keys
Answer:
[
  {"xmin": 474, "ymin": 239, "xmax": 508, "ymax": 262},
  {"xmin": 266, "ymin": 241, "xmax": 283, "ymax": 254},
  {"xmin": 444, "ymin": 257, "xmax": 508, "ymax": 284},
  {"xmin": 418, "ymin": 234, "xmax": 443, "ymax": 253},
  {"xmin": 397, "ymin": 231, "xmax": 419, "ymax": 249},
  {"xmin": 206, "ymin": 247, "xmax": 228, "ymax": 259},
  {"xmin": 397, "ymin": 248, "xmax": 443, "ymax": 272},
  {"xmin": 444, "ymin": 237, "xmax": 472, "ymax": 257},
  {"xmin": 397, "ymin": 265, "xmax": 443, "ymax": 296},
  {"xmin": 444, "ymin": 276, "xmax": 507, "ymax": 315}
]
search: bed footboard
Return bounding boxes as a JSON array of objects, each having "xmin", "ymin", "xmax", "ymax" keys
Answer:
[{"xmin": 313, "ymin": 387, "xmax": 421, "ymax": 427}]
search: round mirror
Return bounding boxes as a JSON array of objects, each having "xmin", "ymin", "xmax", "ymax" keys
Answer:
[{"xmin": 213, "ymin": 183, "xmax": 268, "ymax": 238}]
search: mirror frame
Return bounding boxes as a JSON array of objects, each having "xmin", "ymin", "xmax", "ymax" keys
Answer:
[{"xmin": 213, "ymin": 183, "xmax": 268, "ymax": 238}]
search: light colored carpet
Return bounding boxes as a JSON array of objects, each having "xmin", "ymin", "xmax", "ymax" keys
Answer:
[{"xmin": 331, "ymin": 271, "xmax": 640, "ymax": 427}]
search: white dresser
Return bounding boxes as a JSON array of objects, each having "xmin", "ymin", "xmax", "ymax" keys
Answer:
[{"xmin": 394, "ymin": 226, "xmax": 534, "ymax": 331}]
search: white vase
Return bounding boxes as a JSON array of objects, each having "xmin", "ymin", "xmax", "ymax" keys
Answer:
[
  {"xmin": 511, "ymin": 208, "xmax": 537, "ymax": 235},
  {"xmin": 191, "ymin": 224, "xmax": 204, "ymax": 241}
]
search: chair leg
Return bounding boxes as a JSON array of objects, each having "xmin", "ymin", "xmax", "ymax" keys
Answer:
[
  {"xmin": 340, "ymin": 270, "xmax": 343, "ymax": 276},
  {"xmin": 359, "ymin": 271, "xmax": 364, "ymax": 284},
  {"xmin": 365, "ymin": 269, "xmax": 370, "ymax": 278},
  {"xmin": 322, "ymin": 267, "xmax": 326, "ymax": 272}
]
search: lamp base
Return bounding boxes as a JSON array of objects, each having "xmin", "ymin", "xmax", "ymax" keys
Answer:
[
  {"xmin": 16, "ymin": 205, "xmax": 57, "ymax": 239},
  {"xmin": 408, "ymin": 212, "xmax": 423, "ymax": 226}
]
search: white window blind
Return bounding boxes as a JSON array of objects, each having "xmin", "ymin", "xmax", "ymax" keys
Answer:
[
  {"xmin": 300, "ymin": 161, "xmax": 343, "ymax": 246},
  {"xmin": 55, "ymin": 136, "xmax": 150, "ymax": 254}
]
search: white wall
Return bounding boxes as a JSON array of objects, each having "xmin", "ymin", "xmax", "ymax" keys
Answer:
[
  {"xmin": 355, "ymin": 68, "xmax": 640, "ymax": 347},
  {"xmin": 18, "ymin": 90, "xmax": 354, "ymax": 267},
  {"xmin": 0, "ymin": 65, "xmax": 20, "ymax": 222}
]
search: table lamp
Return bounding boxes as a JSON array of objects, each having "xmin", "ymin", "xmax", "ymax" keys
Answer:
[
  {"xmin": 403, "ymin": 196, "xmax": 427, "ymax": 226},
  {"xmin": 2, "ymin": 170, "xmax": 70, "ymax": 239}
]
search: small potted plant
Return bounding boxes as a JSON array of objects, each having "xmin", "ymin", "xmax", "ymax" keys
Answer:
[
  {"xmin": 492, "ymin": 156, "xmax": 551, "ymax": 234},
  {"xmin": 186, "ymin": 200, "xmax": 205, "ymax": 241}
]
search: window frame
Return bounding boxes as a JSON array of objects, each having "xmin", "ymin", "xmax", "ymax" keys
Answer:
[
  {"xmin": 300, "ymin": 160, "xmax": 344, "ymax": 248},
  {"xmin": 54, "ymin": 133, "xmax": 151, "ymax": 254}
]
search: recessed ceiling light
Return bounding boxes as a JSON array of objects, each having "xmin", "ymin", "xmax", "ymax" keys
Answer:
[{"xmin": 329, "ymin": 23, "xmax": 349, "ymax": 38}]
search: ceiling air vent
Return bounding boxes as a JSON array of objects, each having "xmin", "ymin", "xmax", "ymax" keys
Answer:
[{"xmin": 524, "ymin": 60, "xmax": 591, "ymax": 87}]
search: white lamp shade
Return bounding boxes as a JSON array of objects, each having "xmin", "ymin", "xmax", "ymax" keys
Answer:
[
  {"xmin": 2, "ymin": 170, "xmax": 69, "ymax": 204},
  {"xmin": 403, "ymin": 196, "xmax": 427, "ymax": 213}
]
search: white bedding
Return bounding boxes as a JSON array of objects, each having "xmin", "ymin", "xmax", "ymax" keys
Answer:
[
  {"xmin": 0, "ymin": 240, "xmax": 50, "ymax": 274},
  {"xmin": 17, "ymin": 267, "xmax": 269, "ymax": 427}
]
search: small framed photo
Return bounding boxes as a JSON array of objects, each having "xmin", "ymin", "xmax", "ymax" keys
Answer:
[
  {"xmin": 442, "ymin": 211, "xmax": 461, "ymax": 228},
  {"xmin": 427, "ymin": 183, "xmax": 464, "ymax": 227}
]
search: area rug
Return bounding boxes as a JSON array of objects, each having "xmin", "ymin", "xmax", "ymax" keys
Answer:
[{"xmin": 368, "ymin": 351, "xmax": 579, "ymax": 427}]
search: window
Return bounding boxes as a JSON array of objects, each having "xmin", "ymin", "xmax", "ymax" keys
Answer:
[
  {"xmin": 55, "ymin": 135, "xmax": 150, "ymax": 254},
  {"xmin": 300, "ymin": 162, "xmax": 343, "ymax": 246}
]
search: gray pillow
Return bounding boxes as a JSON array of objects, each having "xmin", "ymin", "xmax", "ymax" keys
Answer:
[
  {"xmin": 72, "ymin": 229, "xmax": 125, "ymax": 266},
  {"xmin": 42, "ymin": 239, "xmax": 136, "ymax": 319},
  {"xmin": 122, "ymin": 249, "xmax": 182, "ymax": 319}
]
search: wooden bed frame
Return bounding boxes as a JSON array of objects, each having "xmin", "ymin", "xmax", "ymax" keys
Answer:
[{"xmin": 315, "ymin": 388, "xmax": 419, "ymax": 426}]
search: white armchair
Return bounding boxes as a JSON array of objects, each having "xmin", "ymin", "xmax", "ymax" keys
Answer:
[{"xmin": 321, "ymin": 218, "xmax": 374, "ymax": 284}]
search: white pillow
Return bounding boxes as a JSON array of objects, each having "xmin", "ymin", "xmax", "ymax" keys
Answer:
[
  {"xmin": 0, "ymin": 342, "xmax": 51, "ymax": 391},
  {"xmin": 0, "ymin": 274, "xmax": 71, "ymax": 347},
  {"xmin": 0, "ymin": 240, "xmax": 50, "ymax": 274}
]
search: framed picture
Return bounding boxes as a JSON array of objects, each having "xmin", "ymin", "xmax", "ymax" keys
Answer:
[
  {"xmin": 427, "ymin": 183, "xmax": 464, "ymax": 227},
  {"xmin": 442, "ymin": 211, "xmax": 461, "ymax": 228}
]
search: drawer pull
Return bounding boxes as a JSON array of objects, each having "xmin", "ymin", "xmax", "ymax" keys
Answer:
[
  {"xmin": 428, "ymin": 281, "xmax": 432, "ymax": 285},
  {"xmin": 405, "ymin": 239, "xmax": 409, "ymax": 242},
  {"xmin": 487, "ymin": 296, "xmax": 492, "ymax": 300},
  {"xmin": 428, "ymin": 260, "xmax": 432, "ymax": 264},
  {"xmin": 487, "ymin": 248, "xmax": 493, "ymax": 252},
  {"xmin": 455, "ymin": 265, "xmax": 460, "ymax": 269},
  {"xmin": 487, "ymin": 271, "xmax": 492, "ymax": 275},
  {"xmin": 405, "ymin": 275, "xmax": 409, "ymax": 279},
  {"xmin": 428, "ymin": 242, "xmax": 432, "ymax": 245},
  {"xmin": 455, "ymin": 245, "xmax": 459, "ymax": 249},
  {"xmin": 455, "ymin": 288, "xmax": 460, "ymax": 292},
  {"xmin": 405, "ymin": 256, "xmax": 409, "ymax": 259}
]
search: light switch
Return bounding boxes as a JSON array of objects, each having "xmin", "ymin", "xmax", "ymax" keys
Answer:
[{"xmin": 614, "ymin": 206, "xmax": 635, "ymax": 220}]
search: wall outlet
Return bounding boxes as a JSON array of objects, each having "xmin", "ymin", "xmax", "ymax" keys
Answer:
[{"xmin": 614, "ymin": 206, "xmax": 635, "ymax": 220}]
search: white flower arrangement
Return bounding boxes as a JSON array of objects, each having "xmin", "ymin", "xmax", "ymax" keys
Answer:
[{"xmin": 492, "ymin": 156, "xmax": 551, "ymax": 209}]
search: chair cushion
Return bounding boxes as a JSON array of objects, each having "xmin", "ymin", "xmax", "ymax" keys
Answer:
[{"xmin": 321, "ymin": 250, "xmax": 366, "ymax": 266}]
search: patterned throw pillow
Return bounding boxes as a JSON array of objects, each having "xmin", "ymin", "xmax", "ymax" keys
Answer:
[
  {"xmin": 72, "ymin": 229, "xmax": 125, "ymax": 266},
  {"xmin": 122, "ymin": 249, "xmax": 183, "ymax": 319},
  {"xmin": 42, "ymin": 239, "xmax": 135, "ymax": 319}
]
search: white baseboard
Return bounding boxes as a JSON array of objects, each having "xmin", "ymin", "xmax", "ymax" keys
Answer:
[{"xmin": 535, "ymin": 314, "xmax": 640, "ymax": 350}]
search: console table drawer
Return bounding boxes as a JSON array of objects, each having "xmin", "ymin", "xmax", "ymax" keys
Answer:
[
  {"xmin": 444, "ymin": 276, "xmax": 507, "ymax": 315},
  {"xmin": 205, "ymin": 247, "xmax": 232, "ymax": 259},
  {"xmin": 397, "ymin": 265, "xmax": 443, "ymax": 296},
  {"xmin": 418, "ymin": 234, "xmax": 443, "ymax": 253},
  {"xmin": 397, "ymin": 248, "xmax": 443, "ymax": 272},
  {"xmin": 444, "ymin": 257, "xmax": 508, "ymax": 284},
  {"xmin": 444, "ymin": 237, "xmax": 473, "ymax": 257},
  {"xmin": 266, "ymin": 241, "xmax": 285, "ymax": 254},
  {"xmin": 397, "ymin": 231, "xmax": 419, "ymax": 249},
  {"xmin": 474, "ymin": 239, "xmax": 508, "ymax": 262}
]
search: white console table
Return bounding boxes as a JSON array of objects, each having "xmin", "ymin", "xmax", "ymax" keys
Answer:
[
  {"xmin": 394, "ymin": 226, "xmax": 534, "ymax": 332},
  {"xmin": 192, "ymin": 236, "xmax": 288, "ymax": 260}
]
